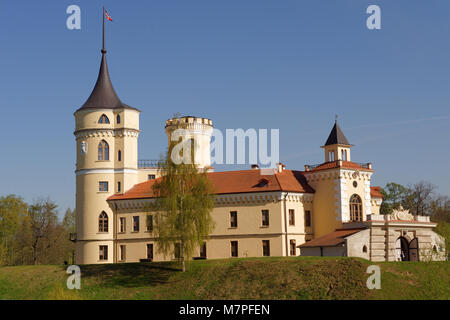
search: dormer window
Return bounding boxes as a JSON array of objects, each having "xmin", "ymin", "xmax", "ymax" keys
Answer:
[
  {"xmin": 256, "ymin": 178, "xmax": 270, "ymax": 187},
  {"xmin": 99, "ymin": 114, "xmax": 110, "ymax": 124}
]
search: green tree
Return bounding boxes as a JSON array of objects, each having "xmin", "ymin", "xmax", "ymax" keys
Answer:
[
  {"xmin": 380, "ymin": 182, "xmax": 410, "ymax": 214},
  {"xmin": 150, "ymin": 140, "xmax": 215, "ymax": 272},
  {"xmin": 0, "ymin": 195, "xmax": 28, "ymax": 265}
]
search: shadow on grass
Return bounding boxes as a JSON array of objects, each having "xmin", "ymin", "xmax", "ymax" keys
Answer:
[{"xmin": 78, "ymin": 262, "xmax": 180, "ymax": 288}]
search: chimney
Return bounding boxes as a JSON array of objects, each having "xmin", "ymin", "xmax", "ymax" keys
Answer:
[
  {"xmin": 251, "ymin": 164, "xmax": 259, "ymax": 170},
  {"xmin": 277, "ymin": 163, "xmax": 284, "ymax": 173}
]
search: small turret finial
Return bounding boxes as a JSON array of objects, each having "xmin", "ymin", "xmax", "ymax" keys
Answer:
[{"xmin": 335, "ymin": 114, "xmax": 338, "ymax": 123}]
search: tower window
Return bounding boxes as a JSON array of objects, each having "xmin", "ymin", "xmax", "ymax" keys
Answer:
[
  {"xmin": 98, "ymin": 140, "xmax": 109, "ymax": 161},
  {"xmin": 99, "ymin": 245, "xmax": 108, "ymax": 260},
  {"xmin": 329, "ymin": 151, "xmax": 335, "ymax": 161},
  {"xmin": 349, "ymin": 194, "xmax": 363, "ymax": 221},
  {"xmin": 118, "ymin": 150, "xmax": 122, "ymax": 162},
  {"xmin": 116, "ymin": 114, "xmax": 121, "ymax": 124},
  {"xmin": 98, "ymin": 114, "xmax": 110, "ymax": 124},
  {"xmin": 98, "ymin": 212, "xmax": 108, "ymax": 232},
  {"xmin": 99, "ymin": 181, "xmax": 108, "ymax": 192},
  {"xmin": 117, "ymin": 181, "xmax": 121, "ymax": 193}
]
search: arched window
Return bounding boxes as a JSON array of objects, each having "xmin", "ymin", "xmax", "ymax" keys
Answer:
[
  {"xmin": 98, "ymin": 114, "xmax": 110, "ymax": 124},
  {"xmin": 99, "ymin": 212, "xmax": 109, "ymax": 232},
  {"xmin": 349, "ymin": 194, "xmax": 363, "ymax": 221},
  {"xmin": 116, "ymin": 114, "xmax": 121, "ymax": 124},
  {"xmin": 118, "ymin": 150, "xmax": 122, "ymax": 162},
  {"xmin": 98, "ymin": 140, "xmax": 109, "ymax": 161},
  {"xmin": 362, "ymin": 245, "xmax": 367, "ymax": 253}
]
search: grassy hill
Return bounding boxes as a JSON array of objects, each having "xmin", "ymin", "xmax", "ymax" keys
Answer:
[{"xmin": 0, "ymin": 257, "xmax": 448, "ymax": 300}]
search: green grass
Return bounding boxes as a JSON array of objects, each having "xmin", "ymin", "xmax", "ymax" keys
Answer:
[{"xmin": 0, "ymin": 257, "xmax": 448, "ymax": 300}]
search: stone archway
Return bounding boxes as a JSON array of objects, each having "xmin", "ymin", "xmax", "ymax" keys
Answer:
[{"xmin": 395, "ymin": 237, "xmax": 410, "ymax": 261}]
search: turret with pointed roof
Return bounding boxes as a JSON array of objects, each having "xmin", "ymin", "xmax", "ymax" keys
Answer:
[{"xmin": 321, "ymin": 120, "xmax": 352, "ymax": 162}]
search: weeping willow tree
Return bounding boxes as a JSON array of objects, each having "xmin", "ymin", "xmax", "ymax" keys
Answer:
[{"xmin": 151, "ymin": 138, "xmax": 215, "ymax": 272}]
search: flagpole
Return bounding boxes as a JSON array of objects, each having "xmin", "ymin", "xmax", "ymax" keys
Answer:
[{"xmin": 102, "ymin": 6, "xmax": 106, "ymax": 53}]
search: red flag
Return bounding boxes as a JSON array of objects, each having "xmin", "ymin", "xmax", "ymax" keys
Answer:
[{"xmin": 105, "ymin": 9, "xmax": 112, "ymax": 21}]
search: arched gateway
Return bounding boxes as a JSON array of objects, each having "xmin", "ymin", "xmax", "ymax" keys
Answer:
[{"xmin": 395, "ymin": 237, "xmax": 419, "ymax": 261}]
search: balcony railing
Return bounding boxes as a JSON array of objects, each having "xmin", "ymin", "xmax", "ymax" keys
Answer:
[
  {"xmin": 138, "ymin": 159, "xmax": 159, "ymax": 168},
  {"xmin": 304, "ymin": 160, "xmax": 372, "ymax": 171}
]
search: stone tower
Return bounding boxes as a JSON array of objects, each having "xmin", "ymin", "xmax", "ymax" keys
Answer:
[
  {"xmin": 165, "ymin": 116, "xmax": 213, "ymax": 170},
  {"xmin": 73, "ymin": 14, "xmax": 140, "ymax": 264}
]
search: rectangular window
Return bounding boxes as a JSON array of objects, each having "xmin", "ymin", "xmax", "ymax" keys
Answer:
[
  {"xmin": 146, "ymin": 215, "xmax": 153, "ymax": 232},
  {"xmin": 147, "ymin": 244, "xmax": 153, "ymax": 260},
  {"xmin": 133, "ymin": 216, "xmax": 140, "ymax": 232},
  {"xmin": 231, "ymin": 241, "xmax": 238, "ymax": 257},
  {"xmin": 262, "ymin": 210, "xmax": 269, "ymax": 227},
  {"xmin": 289, "ymin": 209, "xmax": 295, "ymax": 226},
  {"xmin": 230, "ymin": 211, "xmax": 237, "ymax": 228},
  {"xmin": 99, "ymin": 181, "xmax": 108, "ymax": 192},
  {"xmin": 262, "ymin": 240, "xmax": 270, "ymax": 257},
  {"xmin": 200, "ymin": 242, "xmax": 207, "ymax": 258},
  {"xmin": 99, "ymin": 245, "xmax": 108, "ymax": 261},
  {"xmin": 120, "ymin": 245, "xmax": 126, "ymax": 261},
  {"xmin": 117, "ymin": 181, "xmax": 121, "ymax": 193},
  {"xmin": 290, "ymin": 240, "xmax": 296, "ymax": 256},
  {"xmin": 174, "ymin": 243, "xmax": 181, "ymax": 259},
  {"xmin": 148, "ymin": 174, "xmax": 156, "ymax": 180},
  {"xmin": 119, "ymin": 217, "xmax": 126, "ymax": 233},
  {"xmin": 305, "ymin": 210, "xmax": 311, "ymax": 227}
]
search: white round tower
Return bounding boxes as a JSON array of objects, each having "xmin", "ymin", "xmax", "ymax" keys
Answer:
[{"xmin": 165, "ymin": 116, "xmax": 213, "ymax": 170}]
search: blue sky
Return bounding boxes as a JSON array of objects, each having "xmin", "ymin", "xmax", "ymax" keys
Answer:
[{"xmin": 0, "ymin": 1, "xmax": 449, "ymax": 217}]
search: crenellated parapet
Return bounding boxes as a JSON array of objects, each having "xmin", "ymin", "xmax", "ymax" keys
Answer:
[{"xmin": 165, "ymin": 116, "xmax": 213, "ymax": 135}]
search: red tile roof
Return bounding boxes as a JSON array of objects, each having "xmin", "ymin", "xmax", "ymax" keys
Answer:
[
  {"xmin": 108, "ymin": 169, "xmax": 315, "ymax": 201},
  {"xmin": 370, "ymin": 186, "xmax": 383, "ymax": 199},
  {"xmin": 299, "ymin": 228, "xmax": 366, "ymax": 248},
  {"xmin": 305, "ymin": 161, "xmax": 373, "ymax": 173}
]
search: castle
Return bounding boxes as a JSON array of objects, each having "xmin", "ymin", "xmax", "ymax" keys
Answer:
[{"xmin": 73, "ymin": 24, "xmax": 445, "ymax": 265}]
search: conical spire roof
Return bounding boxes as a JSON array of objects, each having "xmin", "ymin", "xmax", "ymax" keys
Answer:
[
  {"xmin": 76, "ymin": 9, "xmax": 138, "ymax": 112},
  {"xmin": 78, "ymin": 51, "xmax": 131, "ymax": 110},
  {"xmin": 324, "ymin": 121, "xmax": 351, "ymax": 146}
]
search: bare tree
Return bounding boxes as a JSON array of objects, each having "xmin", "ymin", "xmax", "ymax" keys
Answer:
[
  {"xmin": 404, "ymin": 181, "xmax": 436, "ymax": 216},
  {"xmin": 28, "ymin": 199, "xmax": 58, "ymax": 264}
]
